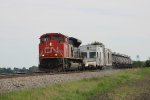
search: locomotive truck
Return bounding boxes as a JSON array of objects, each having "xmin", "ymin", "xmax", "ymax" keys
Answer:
[{"xmin": 39, "ymin": 33, "xmax": 132, "ymax": 72}]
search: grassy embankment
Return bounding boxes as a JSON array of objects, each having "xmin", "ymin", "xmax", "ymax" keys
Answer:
[{"xmin": 0, "ymin": 68, "xmax": 150, "ymax": 100}]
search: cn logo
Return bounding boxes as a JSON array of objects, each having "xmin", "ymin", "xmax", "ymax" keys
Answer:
[{"xmin": 44, "ymin": 47, "xmax": 62, "ymax": 54}]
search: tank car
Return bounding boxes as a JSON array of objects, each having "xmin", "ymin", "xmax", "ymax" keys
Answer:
[
  {"xmin": 112, "ymin": 53, "xmax": 132, "ymax": 68},
  {"xmin": 39, "ymin": 33, "xmax": 83, "ymax": 72}
]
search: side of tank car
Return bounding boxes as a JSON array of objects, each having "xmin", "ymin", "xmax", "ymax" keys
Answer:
[{"xmin": 112, "ymin": 53, "xmax": 132, "ymax": 68}]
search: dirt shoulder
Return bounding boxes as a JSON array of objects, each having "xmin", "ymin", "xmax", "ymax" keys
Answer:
[{"xmin": 92, "ymin": 75, "xmax": 150, "ymax": 100}]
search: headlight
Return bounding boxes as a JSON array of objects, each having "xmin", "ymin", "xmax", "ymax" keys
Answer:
[{"xmin": 50, "ymin": 42, "xmax": 52, "ymax": 46}]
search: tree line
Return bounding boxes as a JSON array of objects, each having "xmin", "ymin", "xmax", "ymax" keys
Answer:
[
  {"xmin": 0, "ymin": 60, "xmax": 150, "ymax": 74},
  {"xmin": 0, "ymin": 66, "xmax": 38, "ymax": 74},
  {"xmin": 132, "ymin": 60, "xmax": 150, "ymax": 68}
]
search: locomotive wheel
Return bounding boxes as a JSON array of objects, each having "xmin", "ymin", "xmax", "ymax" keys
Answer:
[{"xmin": 57, "ymin": 66, "xmax": 64, "ymax": 72}]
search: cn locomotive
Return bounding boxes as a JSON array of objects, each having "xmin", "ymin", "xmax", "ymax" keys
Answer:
[
  {"xmin": 39, "ymin": 33, "xmax": 83, "ymax": 71},
  {"xmin": 39, "ymin": 33, "xmax": 132, "ymax": 72}
]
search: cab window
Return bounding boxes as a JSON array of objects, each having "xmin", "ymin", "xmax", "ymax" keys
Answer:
[
  {"xmin": 53, "ymin": 35, "xmax": 64, "ymax": 42},
  {"xmin": 40, "ymin": 35, "xmax": 51, "ymax": 43},
  {"xmin": 81, "ymin": 52, "xmax": 87, "ymax": 58},
  {"xmin": 89, "ymin": 52, "xmax": 96, "ymax": 58}
]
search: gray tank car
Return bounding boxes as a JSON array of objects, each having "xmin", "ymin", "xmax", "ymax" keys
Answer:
[{"xmin": 112, "ymin": 53, "xmax": 132, "ymax": 68}]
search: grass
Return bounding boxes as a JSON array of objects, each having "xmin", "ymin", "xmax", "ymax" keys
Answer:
[
  {"xmin": 1, "ymin": 68, "xmax": 150, "ymax": 100},
  {"xmin": 97, "ymin": 68, "xmax": 150, "ymax": 100}
]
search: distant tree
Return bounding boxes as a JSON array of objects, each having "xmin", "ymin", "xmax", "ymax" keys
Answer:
[
  {"xmin": 132, "ymin": 61, "xmax": 145, "ymax": 68},
  {"xmin": 0, "ymin": 68, "xmax": 6, "ymax": 73},
  {"xmin": 0, "ymin": 67, "xmax": 13, "ymax": 74},
  {"xmin": 145, "ymin": 60, "xmax": 150, "ymax": 67},
  {"xmin": 29, "ymin": 66, "xmax": 38, "ymax": 73},
  {"xmin": 91, "ymin": 41, "xmax": 104, "ymax": 46},
  {"xmin": 20, "ymin": 67, "xmax": 28, "ymax": 73},
  {"xmin": 13, "ymin": 67, "xmax": 20, "ymax": 73},
  {"xmin": 7, "ymin": 68, "xmax": 13, "ymax": 73}
]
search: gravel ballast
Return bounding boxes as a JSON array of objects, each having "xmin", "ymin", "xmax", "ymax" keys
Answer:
[{"xmin": 0, "ymin": 70, "xmax": 121, "ymax": 93}]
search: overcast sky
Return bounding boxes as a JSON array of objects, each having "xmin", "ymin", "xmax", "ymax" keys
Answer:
[{"xmin": 0, "ymin": 0, "xmax": 150, "ymax": 68}]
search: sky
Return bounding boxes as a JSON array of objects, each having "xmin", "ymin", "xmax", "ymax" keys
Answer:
[{"xmin": 0, "ymin": 0, "xmax": 150, "ymax": 68}]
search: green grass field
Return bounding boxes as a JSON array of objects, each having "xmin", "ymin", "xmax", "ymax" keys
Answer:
[{"xmin": 1, "ymin": 68, "xmax": 150, "ymax": 100}]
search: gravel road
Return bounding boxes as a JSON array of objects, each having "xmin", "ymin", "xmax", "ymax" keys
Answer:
[{"xmin": 0, "ymin": 69, "xmax": 121, "ymax": 93}]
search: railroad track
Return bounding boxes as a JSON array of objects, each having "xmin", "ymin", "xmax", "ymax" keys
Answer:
[
  {"xmin": 0, "ymin": 69, "xmax": 106, "ymax": 80},
  {"xmin": 0, "ymin": 72, "xmax": 54, "ymax": 79}
]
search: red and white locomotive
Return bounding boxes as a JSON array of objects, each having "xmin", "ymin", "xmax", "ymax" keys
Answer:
[{"xmin": 39, "ymin": 33, "xmax": 82, "ymax": 71}]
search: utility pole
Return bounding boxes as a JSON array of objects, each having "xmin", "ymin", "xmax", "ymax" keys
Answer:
[
  {"xmin": 136, "ymin": 55, "xmax": 140, "ymax": 61},
  {"xmin": 136, "ymin": 55, "xmax": 141, "ymax": 67}
]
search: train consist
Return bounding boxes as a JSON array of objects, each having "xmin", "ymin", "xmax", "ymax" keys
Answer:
[{"xmin": 39, "ymin": 33, "xmax": 132, "ymax": 72}]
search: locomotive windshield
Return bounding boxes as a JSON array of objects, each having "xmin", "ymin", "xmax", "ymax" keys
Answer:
[
  {"xmin": 40, "ymin": 35, "xmax": 51, "ymax": 43},
  {"xmin": 53, "ymin": 35, "xmax": 64, "ymax": 41},
  {"xmin": 89, "ymin": 52, "xmax": 96, "ymax": 58}
]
